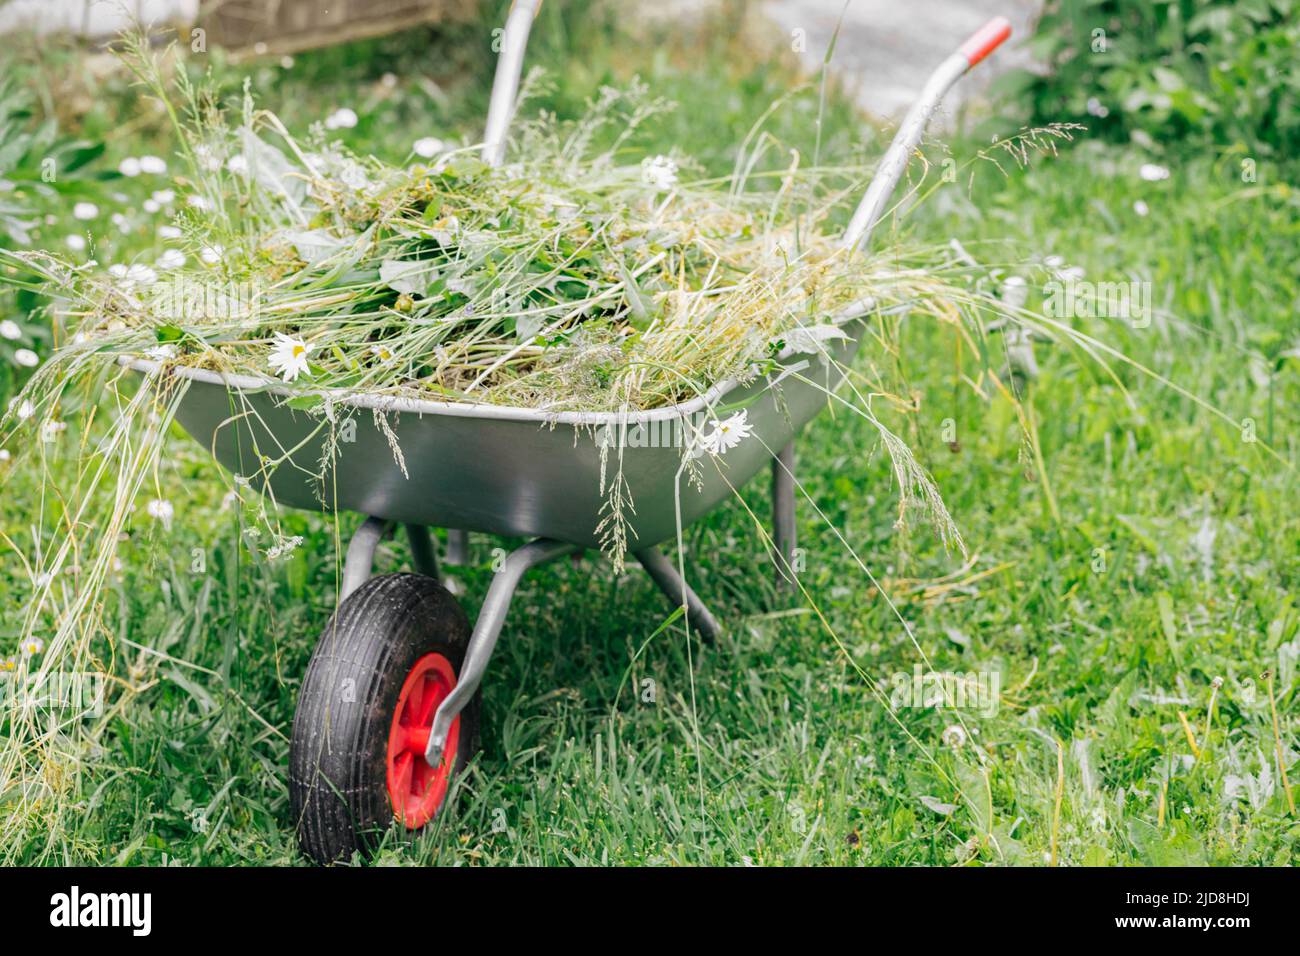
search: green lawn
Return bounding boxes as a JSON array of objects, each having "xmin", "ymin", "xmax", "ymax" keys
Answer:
[{"xmin": 2, "ymin": 6, "xmax": 1297, "ymax": 865}]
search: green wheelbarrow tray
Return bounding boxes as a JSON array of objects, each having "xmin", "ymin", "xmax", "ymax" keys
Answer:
[{"xmin": 130, "ymin": 311, "xmax": 866, "ymax": 552}]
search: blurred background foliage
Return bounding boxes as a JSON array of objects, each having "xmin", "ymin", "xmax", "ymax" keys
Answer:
[{"xmin": 1005, "ymin": 0, "xmax": 1299, "ymax": 157}]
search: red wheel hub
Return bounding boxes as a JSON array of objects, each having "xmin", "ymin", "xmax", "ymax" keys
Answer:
[{"xmin": 386, "ymin": 652, "xmax": 460, "ymax": 829}]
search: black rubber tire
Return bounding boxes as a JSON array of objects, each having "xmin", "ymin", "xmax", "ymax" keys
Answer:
[{"xmin": 289, "ymin": 572, "xmax": 480, "ymax": 864}]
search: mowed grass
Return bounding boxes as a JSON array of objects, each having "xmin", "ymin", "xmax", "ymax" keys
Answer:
[{"xmin": 2, "ymin": 5, "xmax": 1298, "ymax": 865}]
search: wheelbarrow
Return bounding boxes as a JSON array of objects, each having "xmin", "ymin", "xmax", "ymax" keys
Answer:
[{"xmin": 134, "ymin": 4, "xmax": 1012, "ymax": 863}]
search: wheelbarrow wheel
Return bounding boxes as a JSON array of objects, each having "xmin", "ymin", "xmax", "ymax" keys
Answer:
[{"xmin": 289, "ymin": 572, "xmax": 480, "ymax": 864}]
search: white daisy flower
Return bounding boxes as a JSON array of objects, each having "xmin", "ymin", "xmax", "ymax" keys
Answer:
[
  {"xmin": 1133, "ymin": 200, "xmax": 1150, "ymax": 217},
  {"xmin": 413, "ymin": 137, "xmax": 444, "ymax": 159},
  {"xmin": 39, "ymin": 420, "xmax": 65, "ymax": 442},
  {"xmin": 699, "ymin": 409, "xmax": 753, "ymax": 457},
  {"xmin": 0, "ymin": 448, "xmax": 9, "ymax": 461},
  {"xmin": 139, "ymin": 155, "xmax": 168, "ymax": 175},
  {"xmin": 0, "ymin": 319, "xmax": 20, "ymax": 339},
  {"xmin": 194, "ymin": 144, "xmax": 223, "ymax": 173},
  {"xmin": 200, "ymin": 244, "xmax": 224, "ymax": 265},
  {"xmin": 1139, "ymin": 163, "xmax": 1170, "ymax": 182},
  {"xmin": 143, "ymin": 199, "xmax": 161, "ymax": 214},
  {"xmin": 268, "ymin": 332, "xmax": 313, "ymax": 382},
  {"xmin": 118, "ymin": 157, "xmax": 142, "ymax": 177},
  {"xmin": 146, "ymin": 344, "xmax": 177, "ymax": 361},
  {"xmin": 10, "ymin": 398, "xmax": 34, "ymax": 420},
  {"xmin": 226, "ymin": 154, "xmax": 249, "ymax": 176},
  {"xmin": 111, "ymin": 212, "xmax": 130, "ymax": 233},
  {"xmin": 73, "ymin": 201, "xmax": 99, "ymax": 220},
  {"xmin": 641, "ymin": 154, "xmax": 678, "ymax": 191},
  {"xmin": 156, "ymin": 249, "xmax": 186, "ymax": 270},
  {"xmin": 109, "ymin": 263, "xmax": 159, "ymax": 289},
  {"xmin": 1085, "ymin": 97, "xmax": 1109, "ymax": 118},
  {"xmin": 66, "ymin": 234, "xmax": 87, "ymax": 251},
  {"xmin": 325, "ymin": 107, "xmax": 358, "ymax": 130},
  {"xmin": 280, "ymin": 55, "xmax": 295, "ymax": 69},
  {"xmin": 22, "ymin": 637, "xmax": 45, "ymax": 656},
  {"xmin": 158, "ymin": 225, "xmax": 183, "ymax": 240},
  {"xmin": 187, "ymin": 195, "xmax": 212, "ymax": 211},
  {"xmin": 338, "ymin": 161, "xmax": 371, "ymax": 192},
  {"xmin": 1000, "ymin": 275, "xmax": 1029, "ymax": 310},
  {"xmin": 152, "ymin": 189, "xmax": 176, "ymax": 204},
  {"xmin": 13, "ymin": 348, "xmax": 39, "ymax": 367},
  {"xmin": 146, "ymin": 498, "xmax": 174, "ymax": 530},
  {"xmin": 369, "ymin": 343, "xmax": 395, "ymax": 364}
]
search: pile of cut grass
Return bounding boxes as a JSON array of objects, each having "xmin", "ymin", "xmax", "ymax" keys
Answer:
[{"xmin": 5, "ymin": 72, "xmax": 1000, "ymax": 417}]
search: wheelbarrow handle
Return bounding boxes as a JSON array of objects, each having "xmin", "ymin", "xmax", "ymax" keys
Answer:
[
  {"xmin": 840, "ymin": 15, "xmax": 1012, "ymax": 254},
  {"xmin": 959, "ymin": 15, "xmax": 1014, "ymax": 68},
  {"xmin": 481, "ymin": 0, "xmax": 544, "ymax": 168}
]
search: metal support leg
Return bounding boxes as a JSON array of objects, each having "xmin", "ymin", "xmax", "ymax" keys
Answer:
[
  {"xmin": 445, "ymin": 529, "xmax": 470, "ymax": 566},
  {"xmin": 405, "ymin": 524, "xmax": 439, "ymax": 582},
  {"xmin": 425, "ymin": 538, "xmax": 577, "ymax": 765},
  {"xmin": 341, "ymin": 516, "xmax": 391, "ymax": 602},
  {"xmin": 773, "ymin": 441, "xmax": 797, "ymax": 590},
  {"xmin": 635, "ymin": 546, "xmax": 722, "ymax": 643}
]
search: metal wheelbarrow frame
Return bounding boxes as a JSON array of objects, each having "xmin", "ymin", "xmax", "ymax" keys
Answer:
[{"xmin": 138, "ymin": 2, "xmax": 1013, "ymax": 860}]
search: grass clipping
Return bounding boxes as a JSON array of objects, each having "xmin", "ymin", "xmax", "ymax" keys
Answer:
[
  {"xmin": 0, "ymin": 56, "xmax": 1040, "ymax": 857},
  {"xmin": 18, "ymin": 83, "xmax": 969, "ymax": 410}
]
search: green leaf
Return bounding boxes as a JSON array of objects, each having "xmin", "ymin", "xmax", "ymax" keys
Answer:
[
  {"xmin": 1155, "ymin": 591, "xmax": 1184, "ymax": 669},
  {"xmin": 56, "ymin": 140, "xmax": 105, "ymax": 174},
  {"xmin": 239, "ymin": 126, "xmax": 307, "ymax": 206},
  {"xmin": 516, "ymin": 312, "xmax": 545, "ymax": 342},
  {"xmin": 285, "ymin": 228, "xmax": 351, "ymax": 266},
  {"xmin": 379, "ymin": 258, "xmax": 438, "ymax": 296}
]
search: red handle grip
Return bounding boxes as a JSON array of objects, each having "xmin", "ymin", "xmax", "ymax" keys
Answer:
[{"xmin": 958, "ymin": 16, "xmax": 1012, "ymax": 68}]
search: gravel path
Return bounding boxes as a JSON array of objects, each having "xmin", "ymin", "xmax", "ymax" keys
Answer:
[{"xmin": 762, "ymin": 0, "xmax": 1042, "ymax": 124}]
